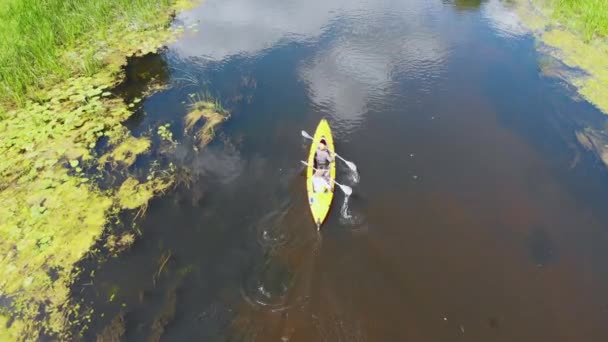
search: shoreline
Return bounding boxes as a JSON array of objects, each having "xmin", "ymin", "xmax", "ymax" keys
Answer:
[
  {"xmin": 512, "ymin": 0, "xmax": 608, "ymax": 115},
  {"xmin": 0, "ymin": 1, "xmax": 202, "ymax": 339},
  {"xmin": 507, "ymin": 0, "xmax": 608, "ymax": 167}
]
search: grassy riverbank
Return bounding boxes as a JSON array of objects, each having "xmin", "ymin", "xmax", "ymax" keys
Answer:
[
  {"xmin": 551, "ymin": 0, "xmax": 608, "ymax": 40},
  {"xmin": 513, "ymin": 0, "xmax": 608, "ymax": 115},
  {"xmin": 0, "ymin": 0, "xmax": 179, "ymax": 106},
  {"xmin": 0, "ymin": 0, "xmax": 201, "ymax": 339}
]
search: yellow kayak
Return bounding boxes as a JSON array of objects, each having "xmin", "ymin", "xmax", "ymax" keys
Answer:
[{"xmin": 306, "ymin": 119, "xmax": 336, "ymax": 230}]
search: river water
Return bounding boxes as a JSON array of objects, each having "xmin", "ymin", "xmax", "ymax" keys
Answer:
[{"xmin": 80, "ymin": 0, "xmax": 608, "ymax": 340}]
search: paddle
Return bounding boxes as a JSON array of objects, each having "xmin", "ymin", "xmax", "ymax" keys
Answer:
[
  {"xmin": 300, "ymin": 161, "xmax": 353, "ymax": 196},
  {"xmin": 301, "ymin": 130, "xmax": 358, "ymax": 172}
]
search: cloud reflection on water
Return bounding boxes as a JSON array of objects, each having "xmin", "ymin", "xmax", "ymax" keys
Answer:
[
  {"xmin": 171, "ymin": 0, "xmax": 451, "ymax": 130},
  {"xmin": 482, "ymin": 0, "xmax": 528, "ymax": 39}
]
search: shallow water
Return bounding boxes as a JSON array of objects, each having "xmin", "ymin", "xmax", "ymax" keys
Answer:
[{"xmin": 80, "ymin": 0, "xmax": 608, "ymax": 340}]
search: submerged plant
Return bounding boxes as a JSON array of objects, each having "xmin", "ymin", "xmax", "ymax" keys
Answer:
[
  {"xmin": 117, "ymin": 176, "xmax": 173, "ymax": 217},
  {"xmin": 95, "ymin": 312, "xmax": 126, "ymax": 341},
  {"xmin": 99, "ymin": 135, "xmax": 152, "ymax": 168},
  {"xmin": 184, "ymin": 95, "xmax": 230, "ymax": 148},
  {"xmin": 157, "ymin": 123, "xmax": 176, "ymax": 144},
  {"xmin": 105, "ymin": 232, "xmax": 136, "ymax": 256}
]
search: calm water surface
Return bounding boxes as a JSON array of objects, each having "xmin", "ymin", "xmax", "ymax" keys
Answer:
[{"xmin": 80, "ymin": 0, "xmax": 608, "ymax": 340}]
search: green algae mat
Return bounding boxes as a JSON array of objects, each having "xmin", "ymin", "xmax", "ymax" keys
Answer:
[
  {"xmin": 0, "ymin": 0, "xmax": 229, "ymax": 340},
  {"xmin": 514, "ymin": 0, "xmax": 608, "ymax": 115}
]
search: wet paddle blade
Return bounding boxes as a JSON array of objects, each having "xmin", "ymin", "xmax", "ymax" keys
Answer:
[
  {"xmin": 302, "ymin": 160, "xmax": 352, "ymax": 196},
  {"xmin": 339, "ymin": 184, "xmax": 353, "ymax": 196},
  {"xmin": 335, "ymin": 153, "xmax": 357, "ymax": 172},
  {"xmin": 344, "ymin": 159, "xmax": 357, "ymax": 172},
  {"xmin": 301, "ymin": 130, "xmax": 314, "ymax": 140}
]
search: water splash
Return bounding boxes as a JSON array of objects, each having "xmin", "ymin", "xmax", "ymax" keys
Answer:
[
  {"xmin": 255, "ymin": 202, "xmax": 291, "ymax": 249},
  {"xmin": 240, "ymin": 258, "xmax": 294, "ymax": 312},
  {"xmin": 340, "ymin": 194, "xmax": 352, "ymax": 221},
  {"xmin": 349, "ymin": 169, "xmax": 360, "ymax": 184},
  {"xmin": 339, "ymin": 191, "xmax": 366, "ymax": 228}
]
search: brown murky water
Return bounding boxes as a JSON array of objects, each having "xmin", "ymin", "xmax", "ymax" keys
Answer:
[{"xmin": 79, "ymin": 0, "xmax": 608, "ymax": 340}]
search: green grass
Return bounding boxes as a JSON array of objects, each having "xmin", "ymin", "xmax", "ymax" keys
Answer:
[
  {"xmin": 0, "ymin": 0, "xmax": 194, "ymax": 338},
  {"xmin": 551, "ymin": 0, "xmax": 608, "ymax": 40},
  {"xmin": 0, "ymin": 0, "xmax": 174, "ymax": 106}
]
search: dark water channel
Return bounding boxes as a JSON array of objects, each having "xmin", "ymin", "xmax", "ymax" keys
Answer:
[{"xmin": 80, "ymin": 0, "xmax": 608, "ymax": 340}]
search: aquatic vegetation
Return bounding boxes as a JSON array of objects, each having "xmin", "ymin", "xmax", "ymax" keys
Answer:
[
  {"xmin": 105, "ymin": 232, "xmax": 137, "ymax": 256},
  {"xmin": 172, "ymin": 165, "xmax": 197, "ymax": 190},
  {"xmin": 503, "ymin": 1, "xmax": 608, "ymax": 168},
  {"xmin": 96, "ymin": 312, "xmax": 126, "ymax": 341},
  {"xmin": 153, "ymin": 250, "xmax": 173, "ymax": 285},
  {"xmin": 0, "ymin": 168, "xmax": 114, "ymax": 338},
  {"xmin": 176, "ymin": 264, "xmax": 196, "ymax": 277},
  {"xmin": 541, "ymin": 29, "xmax": 608, "ymax": 113},
  {"xmin": 512, "ymin": 0, "xmax": 608, "ymax": 115},
  {"xmin": 0, "ymin": 0, "xmax": 201, "ymax": 339},
  {"xmin": 185, "ymin": 98, "xmax": 230, "ymax": 148},
  {"xmin": 575, "ymin": 127, "xmax": 608, "ymax": 164},
  {"xmin": 0, "ymin": 69, "xmax": 156, "ymax": 340},
  {"xmin": 157, "ymin": 123, "xmax": 176, "ymax": 144},
  {"xmin": 149, "ymin": 283, "xmax": 178, "ymax": 342},
  {"xmin": 0, "ymin": 314, "xmax": 25, "ymax": 341},
  {"xmin": 99, "ymin": 136, "xmax": 152, "ymax": 168},
  {"xmin": 107, "ymin": 285, "xmax": 121, "ymax": 303},
  {"xmin": 537, "ymin": 55, "xmax": 575, "ymax": 81},
  {"xmin": 452, "ymin": 0, "xmax": 487, "ymax": 11},
  {"xmin": 117, "ymin": 177, "xmax": 173, "ymax": 211},
  {"xmin": 138, "ymin": 248, "xmax": 199, "ymax": 342}
]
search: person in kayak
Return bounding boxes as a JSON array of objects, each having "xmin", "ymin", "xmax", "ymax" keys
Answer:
[
  {"xmin": 312, "ymin": 139, "xmax": 333, "ymax": 193},
  {"xmin": 315, "ymin": 139, "xmax": 334, "ymax": 171},
  {"xmin": 312, "ymin": 168, "xmax": 331, "ymax": 193}
]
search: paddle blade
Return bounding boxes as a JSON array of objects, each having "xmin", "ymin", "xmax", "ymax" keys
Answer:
[
  {"xmin": 334, "ymin": 153, "xmax": 357, "ymax": 172},
  {"xmin": 344, "ymin": 160, "xmax": 357, "ymax": 172},
  {"xmin": 340, "ymin": 184, "xmax": 353, "ymax": 196},
  {"xmin": 300, "ymin": 160, "xmax": 310, "ymax": 167},
  {"xmin": 301, "ymin": 130, "xmax": 314, "ymax": 140}
]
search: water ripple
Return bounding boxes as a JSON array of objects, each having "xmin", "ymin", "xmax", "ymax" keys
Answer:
[
  {"xmin": 482, "ymin": 0, "xmax": 528, "ymax": 39},
  {"xmin": 254, "ymin": 202, "xmax": 291, "ymax": 250},
  {"xmin": 299, "ymin": 2, "xmax": 449, "ymax": 137},
  {"xmin": 240, "ymin": 258, "xmax": 294, "ymax": 312}
]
